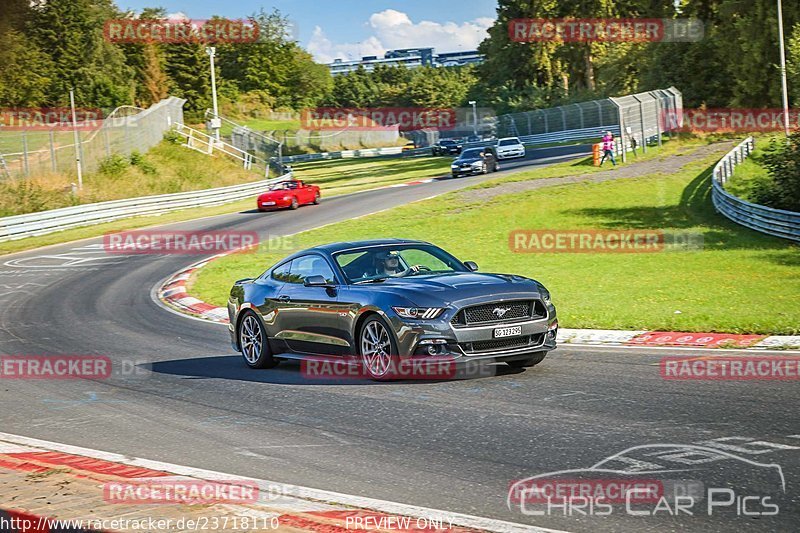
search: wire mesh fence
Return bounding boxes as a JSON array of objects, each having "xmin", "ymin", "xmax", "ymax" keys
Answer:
[
  {"xmin": 0, "ymin": 97, "xmax": 186, "ymax": 180},
  {"xmin": 492, "ymin": 87, "xmax": 683, "ymax": 155}
]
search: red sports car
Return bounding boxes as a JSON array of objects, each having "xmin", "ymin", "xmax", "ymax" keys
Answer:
[{"xmin": 257, "ymin": 179, "xmax": 321, "ymax": 211}]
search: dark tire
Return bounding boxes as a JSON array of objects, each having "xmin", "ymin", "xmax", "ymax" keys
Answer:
[
  {"xmin": 358, "ymin": 315, "xmax": 399, "ymax": 381},
  {"xmin": 238, "ymin": 311, "xmax": 279, "ymax": 369},
  {"xmin": 506, "ymin": 351, "xmax": 547, "ymax": 369},
  {"xmin": 313, "ymin": 192, "xmax": 320, "ymax": 205},
  {"xmin": 451, "ymin": 172, "xmax": 459, "ymax": 178},
  {"xmin": 289, "ymin": 197, "xmax": 299, "ymax": 210}
]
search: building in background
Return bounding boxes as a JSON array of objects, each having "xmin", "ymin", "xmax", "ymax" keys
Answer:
[{"xmin": 328, "ymin": 47, "xmax": 483, "ymax": 75}]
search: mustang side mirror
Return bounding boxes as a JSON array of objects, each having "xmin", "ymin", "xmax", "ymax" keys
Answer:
[
  {"xmin": 464, "ymin": 261, "xmax": 479, "ymax": 271},
  {"xmin": 304, "ymin": 275, "xmax": 331, "ymax": 287}
]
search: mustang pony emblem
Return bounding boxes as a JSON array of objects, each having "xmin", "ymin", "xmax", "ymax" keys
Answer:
[{"xmin": 493, "ymin": 306, "xmax": 511, "ymax": 318}]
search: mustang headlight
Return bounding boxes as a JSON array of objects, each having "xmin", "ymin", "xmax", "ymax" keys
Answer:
[
  {"xmin": 538, "ymin": 284, "xmax": 551, "ymax": 304},
  {"xmin": 451, "ymin": 164, "xmax": 458, "ymax": 168},
  {"xmin": 392, "ymin": 307, "xmax": 445, "ymax": 319}
]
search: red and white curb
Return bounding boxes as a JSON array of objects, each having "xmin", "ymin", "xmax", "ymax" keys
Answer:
[
  {"xmin": 157, "ymin": 253, "xmax": 232, "ymax": 323},
  {"xmin": 0, "ymin": 433, "xmax": 562, "ymax": 533},
  {"xmin": 388, "ymin": 178, "xmax": 436, "ymax": 188},
  {"xmin": 558, "ymin": 329, "xmax": 800, "ymax": 350},
  {"xmin": 157, "ymin": 258, "xmax": 800, "ymax": 351}
]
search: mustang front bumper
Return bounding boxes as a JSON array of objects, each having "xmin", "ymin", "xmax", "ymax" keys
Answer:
[{"xmin": 387, "ymin": 305, "xmax": 557, "ymax": 363}]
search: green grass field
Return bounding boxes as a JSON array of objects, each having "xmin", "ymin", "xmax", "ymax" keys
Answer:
[
  {"xmin": 192, "ymin": 141, "xmax": 800, "ymax": 334},
  {"xmin": 723, "ymin": 136, "xmax": 778, "ymax": 203},
  {"xmin": 0, "ymin": 149, "xmax": 451, "ymax": 256},
  {"xmin": 292, "ymin": 156, "xmax": 451, "ymax": 196}
]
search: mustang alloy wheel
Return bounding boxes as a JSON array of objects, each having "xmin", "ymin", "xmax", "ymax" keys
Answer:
[
  {"xmin": 359, "ymin": 316, "xmax": 397, "ymax": 380},
  {"xmin": 238, "ymin": 311, "xmax": 278, "ymax": 369}
]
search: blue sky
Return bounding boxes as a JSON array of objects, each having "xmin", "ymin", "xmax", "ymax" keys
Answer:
[{"xmin": 116, "ymin": 1, "xmax": 498, "ymax": 62}]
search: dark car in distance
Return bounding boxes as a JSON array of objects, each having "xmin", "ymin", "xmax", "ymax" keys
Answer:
[
  {"xmin": 228, "ymin": 239, "xmax": 558, "ymax": 380},
  {"xmin": 432, "ymin": 139, "xmax": 461, "ymax": 156},
  {"xmin": 450, "ymin": 147, "xmax": 499, "ymax": 177}
]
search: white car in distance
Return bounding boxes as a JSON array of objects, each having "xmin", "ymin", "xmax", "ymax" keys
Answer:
[{"xmin": 495, "ymin": 137, "xmax": 526, "ymax": 159}]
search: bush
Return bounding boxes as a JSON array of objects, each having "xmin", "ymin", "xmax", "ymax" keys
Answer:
[
  {"xmin": 129, "ymin": 151, "xmax": 157, "ymax": 174},
  {"xmin": 97, "ymin": 154, "xmax": 129, "ymax": 176},
  {"xmin": 163, "ymin": 129, "xmax": 182, "ymax": 144},
  {"xmin": 752, "ymin": 134, "xmax": 800, "ymax": 212}
]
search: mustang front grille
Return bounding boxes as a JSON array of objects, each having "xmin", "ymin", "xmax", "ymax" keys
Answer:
[
  {"xmin": 460, "ymin": 333, "xmax": 545, "ymax": 354},
  {"xmin": 450, "ymin": 300, "xmax": 546, "ymax": 327}
]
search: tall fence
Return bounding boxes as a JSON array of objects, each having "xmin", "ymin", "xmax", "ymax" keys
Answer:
[
  {"xmin": 490, "ymin": 87, "xmax": 682, "ymax": 158},
  {"xmin": 712, "ymin": 137, "xmax": 800, "ymax": 243},
  {"xmin": 215, "ymin": 111, "xmax": 402, "ymax": 165},
  {"xmin": 0, "ymin": 97, "xmax": 185, "ymax": 179}
]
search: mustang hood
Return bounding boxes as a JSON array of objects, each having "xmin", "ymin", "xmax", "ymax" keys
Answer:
[{"xmin": 366, "ymin": 272, "xmax": 542, "ymax": 307}]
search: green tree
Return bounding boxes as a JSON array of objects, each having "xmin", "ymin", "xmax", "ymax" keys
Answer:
[
  {"xmin": 26, "ymin": 0, "xmax": 134, "ymax": 107},
  {"xmin": 217, "ymin": 9, "xmax": 331, "ymax": 111},
  {"xmin": 0, "ymin": 29, "xmax": 53, "ymax": 106}
]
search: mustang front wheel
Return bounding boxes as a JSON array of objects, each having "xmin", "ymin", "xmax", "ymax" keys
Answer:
[
  {"xmin": 359, "ymin": 316, "xmax": 398, "ymax": 380},
  {"xmin": 238, "ymin": 311, "xmax": 278, "ymax": 369}
]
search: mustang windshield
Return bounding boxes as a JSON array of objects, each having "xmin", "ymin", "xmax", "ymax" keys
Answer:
[{"xmin": 335, "ymin": 244, "xmax": 468, "ymax": 283}]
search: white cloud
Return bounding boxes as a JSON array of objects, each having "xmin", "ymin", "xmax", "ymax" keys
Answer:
[
  {"xmin": 307, "ymin": 9, "xmax": 493, "ymax": 64},
  {"xmin": 307, "ymin": 26, "xmax": 386, "ymax": 64}
]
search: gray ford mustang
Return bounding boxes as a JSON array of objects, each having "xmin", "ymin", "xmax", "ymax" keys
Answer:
[{"xmin": 228, "ymin": 239, "xmax": 557, "ymax": 380}]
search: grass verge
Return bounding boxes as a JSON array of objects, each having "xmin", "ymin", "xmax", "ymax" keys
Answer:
[
  {"xmin": 0, "ymin": 150, "xmax": 452, "ymax": 256},
  {"xmin": 192, "ymin": 141, "xmax": 800, "ymax": 334}
]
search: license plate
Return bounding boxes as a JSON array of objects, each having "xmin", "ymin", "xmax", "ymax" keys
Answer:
[
  {"xmin": 262, "ymin": 201, "xmax": 276, "ymax": 206},
  {"xmin": 494, "ymin": 326, "xmax": 522, "ymax": 338}
]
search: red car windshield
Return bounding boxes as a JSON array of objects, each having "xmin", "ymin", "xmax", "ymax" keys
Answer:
[{"xmin": 269, "ymin": 181, "xmax": 301, "ymax": 191}]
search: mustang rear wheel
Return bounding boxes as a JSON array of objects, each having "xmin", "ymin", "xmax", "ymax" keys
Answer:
[
  {"xmin": 238, "ymin": 311, "xmax": 278, "ymax": 369},
  {"xmin": 506, "ymin": 351, "xmax": 547, "ymax": 368},
  {"xmin": 313, "ymin": 192, "xmax": 320, "ymax": 204},
  {"xmin": 359, "ymin": 315, "xmax": 398, "ymax": 380}
]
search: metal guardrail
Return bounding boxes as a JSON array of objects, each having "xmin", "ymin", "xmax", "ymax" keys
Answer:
[
  {"xmin": 711, "ymin": 137, "xmax": 800, "ymax": 243},
  {"xmin": 281, "ymin": 126, "xmax": 616, "ymax": 164},
  {"xmin": 0, "ymin": 173, "xmax": 291, "ymax": 242},
  {"xmin": 280, "ymin": 146, "xmax": 425, "ymax": 164}
]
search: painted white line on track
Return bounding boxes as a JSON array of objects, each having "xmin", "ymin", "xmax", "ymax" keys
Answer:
[
  {"xmin": 0, "ymin": 432, "xmax": 568, "ymax": 533},
  {"xmin": 561, "ymin": 343, "xmax": 800, "ymax": 355}
]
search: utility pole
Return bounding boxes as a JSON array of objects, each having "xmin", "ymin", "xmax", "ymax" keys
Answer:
[
  {"xmin": 777, "ymin": 0, "xmax": 791, "ymax": 137},
  {"xmin": 69, "ymin": 89, "xmax": 83, "ymax": 190},
  {"xmin": 206, "ymin": 46, "xmax": 221, "ymax": 141},
  {"xmin": 468, "ymin": 100, "xmax": 478, "ymax": 136}
]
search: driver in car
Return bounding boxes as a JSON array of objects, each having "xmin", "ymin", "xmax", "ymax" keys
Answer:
[{"xmin": 372, "ymin": 251, "xmax": 421, "ymax": 278}]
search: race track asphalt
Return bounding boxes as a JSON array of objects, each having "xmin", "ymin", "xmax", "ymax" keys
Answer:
[{"xmin": 1, "ymin": 144, "xmax": 797, "ymax": 532}]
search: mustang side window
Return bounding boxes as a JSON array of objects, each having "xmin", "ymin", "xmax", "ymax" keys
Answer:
[{"xmin": 290, "ymin": 255, "xmax": 336, "ymax": 285}]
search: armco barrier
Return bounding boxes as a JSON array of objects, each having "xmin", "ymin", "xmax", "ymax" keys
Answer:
[
  {"xmin": 0, "ymin": 173, "xmax": 291, "ymax": 242},
  {"xmin": 281, "ymin": 146, "xmax": 426, "ymax": 164},
  {"xmin": 711, "ymin": 137, "xmax": 800, "ymax": 243},
  {"xmin": 282, "ymin": 126, "xmax": 617, "ymax": 164}
]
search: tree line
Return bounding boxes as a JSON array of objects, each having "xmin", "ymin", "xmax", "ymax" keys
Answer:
[{"xmin": 1, "ymin": 0, "xmax": 799, "ymax": 122}]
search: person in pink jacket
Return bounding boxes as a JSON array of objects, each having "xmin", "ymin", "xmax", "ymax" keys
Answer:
[{"xmin": 600, "ymin": 131, "xmax": 616, "ymax": 166}]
